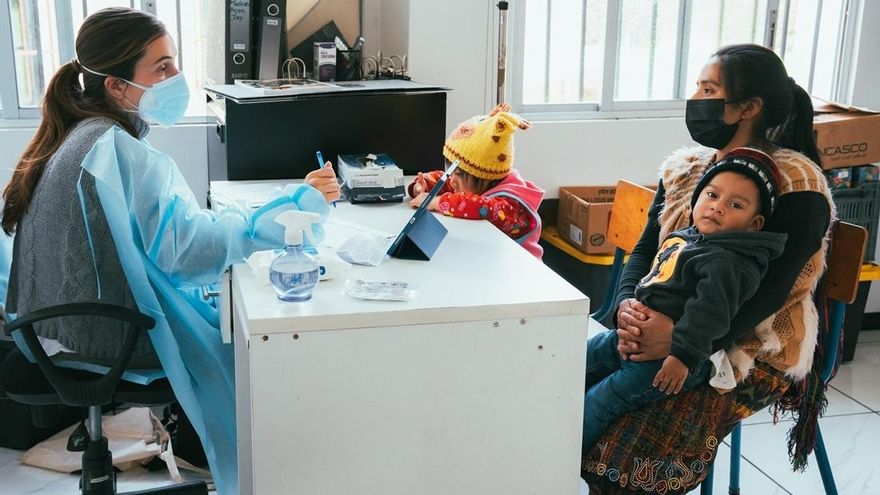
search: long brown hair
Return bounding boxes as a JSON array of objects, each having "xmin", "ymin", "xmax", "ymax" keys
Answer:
[{"xmin": 2, "ymin": 7, "xmax": 166, "ymax": 234}]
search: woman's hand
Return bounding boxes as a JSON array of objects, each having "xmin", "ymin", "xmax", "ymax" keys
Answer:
[
  {"xmin": 653, "ymin": 355, "xmax": 689, "ymax": 394},
  {"xmin": 409, "ymin": 192, "xmax": 439, "ymax": 211},
  {"xmin": 615, "ymin": 298, "xmax": 647, "ymax": 358},
  {"xmin": 615, "ymin": 299, "xmax": 674, "ymax": 361},
  {"xmin": 304, "ymin": 162, "xmax": 341, "ymax": 203}
]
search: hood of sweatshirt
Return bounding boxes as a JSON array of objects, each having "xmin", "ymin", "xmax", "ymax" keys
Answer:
[{"xmin": 485, "ymin": 169, "xmax": 544, "ymax": 211}]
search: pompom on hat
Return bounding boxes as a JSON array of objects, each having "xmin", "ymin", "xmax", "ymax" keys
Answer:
[
  {"xmin": 691, "ymin": 147, "xmax": 782, "ymax": 221},
  {"xmin": 442, "ymin": 103, "xmax": 531, "ymax": 181}
]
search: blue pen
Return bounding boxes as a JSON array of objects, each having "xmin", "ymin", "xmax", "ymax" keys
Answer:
[{"xmin": 315, "ymin": 151, "xmax": 337, "ymax": 208}]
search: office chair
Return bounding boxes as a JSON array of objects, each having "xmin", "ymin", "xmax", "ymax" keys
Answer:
[
  {"xmin": 0, "ymin": 302, "xmax": 208, "ymax": 495},
  {"xmin": 701, "ymin": 221, "xmax": 867, "ymax": 495}
]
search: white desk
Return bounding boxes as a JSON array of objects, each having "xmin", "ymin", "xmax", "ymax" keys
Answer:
[{"xmin": 211, "ymin": 181, "xmax": 589, "ymax": 495}]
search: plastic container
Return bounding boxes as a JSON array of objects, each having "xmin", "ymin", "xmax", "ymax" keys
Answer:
[
  {"xmin": 832, "ymin": 181, "xmax": 880, "ymax": 261},
  {"xmin": 269, "ymin": 211, "xmax": 322, "ymax": 302},
  {"xmin": 269, "ymin": 245, "xmax": 320, "ymax": 301}
]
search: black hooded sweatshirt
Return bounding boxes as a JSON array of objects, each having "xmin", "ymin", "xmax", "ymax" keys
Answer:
[{"xmin": 634, "ymin": 226, "xmax": 788, "ymax": 369}]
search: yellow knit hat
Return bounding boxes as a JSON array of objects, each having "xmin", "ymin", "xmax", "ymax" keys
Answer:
[{"xmin": 442, "ymin": 107, "xmax": 530, "ymax": 181}]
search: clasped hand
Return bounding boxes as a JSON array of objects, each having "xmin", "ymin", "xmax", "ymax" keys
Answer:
[{"xmin": 615, "ymin": 298, "xmax": 674, "ymax": 361}]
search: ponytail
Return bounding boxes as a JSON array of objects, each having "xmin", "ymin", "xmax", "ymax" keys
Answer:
[
  {"xmin": 767, "ymin": 79, "xmax": 821, "ymax": 166},
  {"xmin": 2, "ymin": 62, "xmax": 89, "ymax": 235},
  {"xmin": 713, "ymin": 44, "xmax": 822, "ymax": 167},
  {"xmin": 1, "ymin": 7, "xmax": 165, "ymax": 235}
]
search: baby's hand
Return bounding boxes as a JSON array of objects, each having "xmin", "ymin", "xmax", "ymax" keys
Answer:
[{"xmin": 653, "ymin": 355, "xmax": 689, "ymax": 395}]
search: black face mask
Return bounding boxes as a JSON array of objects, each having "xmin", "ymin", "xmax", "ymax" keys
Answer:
[{"xmin": 685, "ymin": 98, "xmax": 741, "ymax": 149}]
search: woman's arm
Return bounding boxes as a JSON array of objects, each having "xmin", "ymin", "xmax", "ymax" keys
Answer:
[
  {"xmin": 611, "ymin": 182, "xmax": 676, "ymax": 361},
  {"xmin": 89, "ymin": 128, "xmax": 331, "ymax": 287},
  {"xmin": 613, "ymin": 181, "xmax": 665, "ymax": 322},
  {"xmin": 716, "ymin": 191, "xmax": 831, "ymax": 348}
]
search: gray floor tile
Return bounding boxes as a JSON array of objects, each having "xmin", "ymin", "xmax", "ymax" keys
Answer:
[
  {"xmin": 0, "ymin": 447, "xmax": 212, "ymax": 495},
  {"xmin": 735, "ymin": 413, "xmax": 880, "ymax": 495},
  {"xmin": 830, "ymin": 341, "xmax": 880, "ymax": 411},
  {"xmin": 683, "ymin": 441, "xmax": 791, "ymax": 494}
]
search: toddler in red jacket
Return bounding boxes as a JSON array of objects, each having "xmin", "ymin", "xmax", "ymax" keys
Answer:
[{"xmin": 409, "ymin": 104, "xmax": 545, "ymax": 259}]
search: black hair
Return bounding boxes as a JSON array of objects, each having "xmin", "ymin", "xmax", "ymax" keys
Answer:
[{"xmin": 713, "ymin": 44, "xmax": 821, "ymax": 166}]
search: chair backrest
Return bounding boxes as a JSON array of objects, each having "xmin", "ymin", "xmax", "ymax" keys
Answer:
[
  {"xmin": 4, "ymin": 303, "xmax": 155, "ymax": 407},
  {"xmin": 824, "ymin": 221, "xmax": 866, "ymax": 304},
  {"xmin": 607, "ymin": 180, "xmax": 657, "ymax": 253},
  {"xmin": 590, "ymin": 180, "xmax": 656, "ymax": 321},
  {"xmin": 820, "ymin": 221, "xmax": 866, "ymax": 383}
]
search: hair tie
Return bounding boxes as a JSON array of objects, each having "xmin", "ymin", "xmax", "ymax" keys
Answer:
[
  {"xmin": 787, "ymin": 76, "xmax": 797, "ymax": 89},
  {"xmin": 70, "ymin": 58, "xmax": 82, "ymax": 73}
]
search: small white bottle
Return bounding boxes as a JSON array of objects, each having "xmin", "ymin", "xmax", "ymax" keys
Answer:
[{"xmin": 269, "ymin": 211, "xmax": 322, "ymax": 302}]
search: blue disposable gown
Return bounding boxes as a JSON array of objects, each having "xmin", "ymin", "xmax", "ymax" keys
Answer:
[{"xmin": 78, "ymin": 126, "xmax": 329, "ymax": 494}]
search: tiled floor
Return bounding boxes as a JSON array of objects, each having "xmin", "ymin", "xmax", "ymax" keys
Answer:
[
  {"xmin": 690, "ymin": 329, "xmax": 880, "ymax": 495},
  {"xmin": 2, "ymin": 331, "xmax": 878, "ymax": 495}
]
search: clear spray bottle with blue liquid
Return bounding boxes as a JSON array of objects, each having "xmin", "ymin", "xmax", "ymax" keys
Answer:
[{"xmin": 269, "ymin": 210, "xmax": 322, "ymax": 302}]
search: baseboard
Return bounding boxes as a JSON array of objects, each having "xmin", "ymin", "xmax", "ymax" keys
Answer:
[{"xmin": 862, "ymin": 312, "xmax": 880, "ymax": 331}]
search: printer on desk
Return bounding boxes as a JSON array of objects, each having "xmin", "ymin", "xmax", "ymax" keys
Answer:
[{"xmin": 338, "ymin": 153, "xmax": 405, "ymax": 203}]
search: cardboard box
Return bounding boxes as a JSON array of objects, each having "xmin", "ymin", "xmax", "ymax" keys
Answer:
[
  {"xmin": 557, "ymin": 186, "xmax": 616, "ymax": 254},
  {"xmin": 813, "ymin": 98, "xmax": 880, "ymax": 169}
]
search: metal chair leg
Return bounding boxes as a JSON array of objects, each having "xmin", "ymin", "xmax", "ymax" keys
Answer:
[
  {"xmin": 729, "ymin": 422, "xmax": 742, "ymax": 495},
  {"xmin": 701, "ymin": 465, "xmax": 714, "ymax": 495},
  {"xmin": 814, "ymin": 426, "xmax": 838, "ymax": 495}
]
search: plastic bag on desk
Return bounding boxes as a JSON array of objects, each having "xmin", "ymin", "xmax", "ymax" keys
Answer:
[{"xmin": 342, "ymin": 279, "xmax": 419, "ymax": 301}]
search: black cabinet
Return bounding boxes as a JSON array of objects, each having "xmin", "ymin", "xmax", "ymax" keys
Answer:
[{"xmin": 206, "ymin": 82, "xmax": 448, "ymax": 181}]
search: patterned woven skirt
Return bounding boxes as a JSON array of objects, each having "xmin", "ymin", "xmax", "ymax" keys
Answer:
[{"xmin": 582, "ymin": 362, "xmax": 791, "ymax": 494}]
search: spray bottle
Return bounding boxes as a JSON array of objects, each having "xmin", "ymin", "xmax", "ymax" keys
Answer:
[{"xmin": 269, "ymin": 211, "xmax": 322, "ymax": 302}]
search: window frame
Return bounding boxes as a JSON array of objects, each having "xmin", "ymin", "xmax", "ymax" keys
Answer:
[
  {"xmin": 0, "ymin": 0, "xmax": 210, "ymax": 123},
  {"xmin": 507, "ymin": 0, "xmax": 859, "ymax": 121}
]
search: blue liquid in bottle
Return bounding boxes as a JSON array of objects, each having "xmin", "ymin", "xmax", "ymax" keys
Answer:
[{"xmin": 269, "ymin": 245, "xmax": 320, "ymax": 301}]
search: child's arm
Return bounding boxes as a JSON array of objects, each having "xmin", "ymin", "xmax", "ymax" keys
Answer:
[
  {"xmin": 407, "ymin": 170, "xmax": 447, "ymax": 198},
  {"xmin": 669, "ymin": 257, "xmax": 760, "ymax": 370},
  {"xmin": 436, "ymin": 193, "xmax": 536, "ymax": 239},
  {"xmin": 653, "ymin": 355, "xmax": 689, "ymax": 394}
]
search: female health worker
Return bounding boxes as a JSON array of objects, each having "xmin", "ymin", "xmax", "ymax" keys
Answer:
[{"xmin": 1, "ymin": 7, "xmax": 339, "ymax": 494}]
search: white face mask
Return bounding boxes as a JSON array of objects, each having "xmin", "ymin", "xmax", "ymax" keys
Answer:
[{"xmin": 79, "ymin": 61, "xmax": 190, "ymax": 128}]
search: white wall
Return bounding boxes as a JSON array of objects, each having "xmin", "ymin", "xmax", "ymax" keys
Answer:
[
  {"xmin": 0, "ymin": 124, "xmax": 210, "ymax": 208},
  {"xmin": 361, "ymin": 0, "xmax": 409, "ymax": 68}
]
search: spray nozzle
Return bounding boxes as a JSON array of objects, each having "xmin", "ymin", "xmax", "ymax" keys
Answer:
[{"xmin": 274, "ymin": 210, "xmax": 321, "ymax": 246}]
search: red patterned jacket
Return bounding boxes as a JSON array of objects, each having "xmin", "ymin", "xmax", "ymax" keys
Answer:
[{"xmin": 408, "ymin": 169, "xmax": 544, "ymax": 259}]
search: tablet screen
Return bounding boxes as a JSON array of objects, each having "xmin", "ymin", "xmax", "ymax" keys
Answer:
[{"xmin": 386, "ymin": 160, "xmax": 459, "ymax": 255}]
